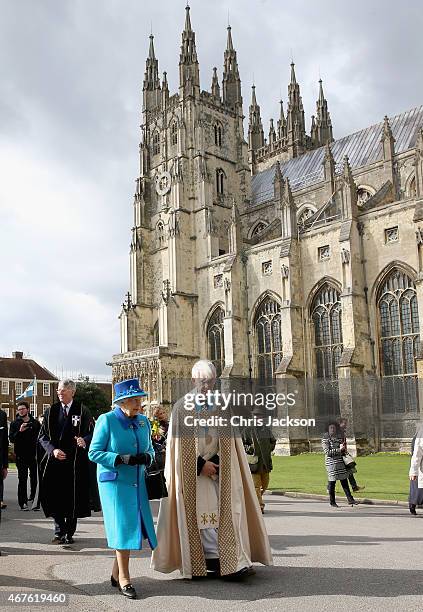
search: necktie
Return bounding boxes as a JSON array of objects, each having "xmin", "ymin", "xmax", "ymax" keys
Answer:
[{"xmin": 63, "ymin": 405, "xmax": 68, "ymax": 418}]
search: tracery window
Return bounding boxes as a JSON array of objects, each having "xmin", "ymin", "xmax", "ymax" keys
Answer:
[
  {"xmin": 311, "ymin": 284, "xmax": 343, "ymax": 415},
  {"xmin": 377, "ymin": 269, "xmax": 420, "ymax": 413},
  {"xmin": 214, "ymin": 124, "xmax": 222, "ymax": 147},
  {"xmin": 254, "ymin": 297, "xmax": 282, "ymax": 382},
  {"xmin": 207, "ymin": 307, "xmax": 225, "ymax": 377},
  {"xmin": 152, "ymin": 131, "xmax": 160, "ymax": 155},
  {"xmin": 170, "ymin": 122, "xmax": 178, "ymax": 146}
]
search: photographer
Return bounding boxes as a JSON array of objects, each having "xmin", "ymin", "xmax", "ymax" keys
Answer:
[{"xmin": 9, "ymin": 402, "xmax": 40, "ymax": 510}]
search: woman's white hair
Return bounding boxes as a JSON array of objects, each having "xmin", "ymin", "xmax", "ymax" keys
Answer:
[{"xmin": 191, "ymin": 359, "xmax": 216, "ymax": 380}]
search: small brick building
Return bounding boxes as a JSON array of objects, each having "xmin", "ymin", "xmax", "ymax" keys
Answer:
[{"xmin": 0, "ymin": 351, "xmax": 58, "ymax": 420}]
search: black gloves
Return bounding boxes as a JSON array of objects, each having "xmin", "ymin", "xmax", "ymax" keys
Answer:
[
  {"xmin": 128, "ymin": 453, "xmax": 151, "ymax": 466},
  {"xmin": 115, "ymin": 452, "xmax": 152, "ymax": 466}
]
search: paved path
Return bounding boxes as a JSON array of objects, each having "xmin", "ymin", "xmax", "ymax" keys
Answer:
[{"xmin": 1, "ymin": 472, "xmax": 423, "ymax": 611}]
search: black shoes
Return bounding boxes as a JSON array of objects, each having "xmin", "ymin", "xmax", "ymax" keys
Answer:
[
  {"xmin": 330, "ymin": 502, "xmax": 339, "ymax": 507},
  {"xmin": 409, "ymin": 504, "xmax": 417, "ymax": 515},
  {"xmin": 193, "ymin": 561, "xmax": 255, "ymax": 581},
  {"xmin": 347, "ymin": 498, "xmax": 358, "ymax": 506},
  {"xmin": 111, "ymin": 575, "xmax": 118, "ymax": 588},
  {"xmin": 119, "ymin": 583, "xmax": 137, "ymax": 599},
  {"xmin": 221, "ymin": 567, "xmax": 253, "ymax": 581},
  {"xmin": 206, "ymin": 558, "xmax": 220, "ymax": 576},
  {"xmin": 51, "ymin": 535, "xmax": 74, "ymax": 545}
]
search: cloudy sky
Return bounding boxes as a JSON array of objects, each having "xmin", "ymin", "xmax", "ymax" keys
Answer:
[{"xmin": 0, "ymin": 0, "xmax": 422, "ymax": 379}]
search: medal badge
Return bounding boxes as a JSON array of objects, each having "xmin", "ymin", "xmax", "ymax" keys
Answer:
[{"xmin": 72, "ymin": 415, "xmax": 81, "ymax": 427}]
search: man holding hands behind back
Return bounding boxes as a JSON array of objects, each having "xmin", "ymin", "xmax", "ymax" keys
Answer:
[{"xmin": 38, "ymin": 379, "xmax": 93, "ymax": 544}]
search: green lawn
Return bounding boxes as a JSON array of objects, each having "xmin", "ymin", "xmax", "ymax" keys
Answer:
[
  {"xmin": 269, "ymin": 453, "xmax": 411, "ymax": 502},
  {"xmin": 7, "ymin": 455, "xmax": 412, "ymax": 502}
]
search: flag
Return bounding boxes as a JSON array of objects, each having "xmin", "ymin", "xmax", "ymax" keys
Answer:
[{"xmin": 16, "ymin": 379, "xmax": 35, "ymax": 401}]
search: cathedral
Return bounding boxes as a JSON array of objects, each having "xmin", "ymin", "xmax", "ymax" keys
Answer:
[{"xmin": 110, "ymin": 5, "xmax": 423, "ymax": 452}]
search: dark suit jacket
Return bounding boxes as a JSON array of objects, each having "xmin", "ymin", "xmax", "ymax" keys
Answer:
[{"xmin": 0, "ymin": 409, "xmax": 8, "ymax": 469}]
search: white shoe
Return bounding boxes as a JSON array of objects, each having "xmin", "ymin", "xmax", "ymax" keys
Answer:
[{"xmin": 20, "ymin": 504, "xmax": 29, "ymax": 511}]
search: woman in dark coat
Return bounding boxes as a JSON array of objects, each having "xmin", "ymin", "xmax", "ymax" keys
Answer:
[
  {"xmin": 409, "ymin": 431, "xmax": 423, "ymax": 515},
  {"xmin": 322, "ymin": 422, "xmax": 357, "ymax": 507}
]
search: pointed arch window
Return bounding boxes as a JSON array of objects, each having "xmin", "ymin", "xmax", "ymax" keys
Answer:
[
  {"xmin": 170, "ymin": 122, "xmax": 178, "ymax": 146},
  {"xmin": 152, "ymin": 131, "xmax": 160, "ymax": 155},
  {"xmin": 207, "ymin": 306, "xmax": 225, "ymax": 377},
  {"xmin": 214, "ymin": 123, "xmax": 222, "ymax": 147},
  {"xmin": 377, "ymin": 269, "xmax": 420, "ymax": 413},
  {"xmin": 156, "ymin": 221, "xmax": 165, "ymax": 247},
  {"xmin": 311, "ymin": 284, "xmax": 343, "ymax": 415},
  {"xmin": 254, "ymin": 296, "xmax": 282, "ymax": 382},
  {"xmin": 216, "ymin": 168, "xmax": 225, "ymax": 195}
]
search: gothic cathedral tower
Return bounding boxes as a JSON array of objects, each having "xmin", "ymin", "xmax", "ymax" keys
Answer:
[{"xmin": 112, "ymin": 6, "xmax": 251, "ymax": 407}]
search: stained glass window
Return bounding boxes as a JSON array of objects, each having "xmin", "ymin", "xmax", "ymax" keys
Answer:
[
  {"xmin": 254, "ymin": 297, "xmax": 282, "ymax": 382},
  {"xmin": 208, "ymin": 307, "xmax": 225, "ymax": 377},
  {"xmin": 377, "ymin": 269, "xmax": 420, "ymax": 413},
  {"xmin": 171, "ymin": 122, "xmax": 178, "ymax": 146},
  {"xmin": 311, "ymin": 284, "xmax": 343, "ymax": 415}
]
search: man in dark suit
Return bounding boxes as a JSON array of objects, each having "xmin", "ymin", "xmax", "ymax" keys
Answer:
[
  {"xmin": 0, "ymin": 407, "xmax": 9, "ymax": 555},
  {"xmin": 9, "ymin": 401, "xmax": 40, "ymax": 510},
  {"xmin": 38, "ymin": 379, "xmax": 94, "ymax": 544}
]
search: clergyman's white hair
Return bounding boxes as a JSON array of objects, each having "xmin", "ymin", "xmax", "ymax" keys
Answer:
[
  {"xmin": 191, "ymin": 360, "xmax": 216, "ymax": 380},
  {"xmin": 58, "ymin": 379, "xmax": 76, "ymax": 392}
]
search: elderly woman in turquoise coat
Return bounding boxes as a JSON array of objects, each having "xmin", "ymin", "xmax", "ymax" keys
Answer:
[{"xmin": 89, "ymin": 378, "xmax": 157, "ymax": 600}]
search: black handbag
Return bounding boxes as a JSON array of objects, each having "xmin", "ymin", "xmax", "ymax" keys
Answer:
[{"xmin": 145, "ymin": 440, "xmax": 168, "ymax": 500}]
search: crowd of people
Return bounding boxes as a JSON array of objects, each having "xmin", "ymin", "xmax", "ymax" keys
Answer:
[{"xmin": 0, "ymin": 361, "xmax": 422, "ymax": 599}]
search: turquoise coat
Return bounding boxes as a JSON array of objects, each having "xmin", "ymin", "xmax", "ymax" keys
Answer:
[{"xmin": 88, "ymin": 408, "xmax": 157, "ymax": 551}]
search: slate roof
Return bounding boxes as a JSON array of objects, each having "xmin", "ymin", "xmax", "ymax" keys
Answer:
[
  {"xmin": 0, "ymin": 356, "xmax": 58, "ymax": 381},
  {"xmin": 251, "ymin": 105, "xmax": 423, "ymax": 206}
]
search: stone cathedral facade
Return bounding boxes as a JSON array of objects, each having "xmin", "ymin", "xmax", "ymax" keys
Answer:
[{"xmin": 111, "ymin": 5, "xmax": 423, "ymax": 452}]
